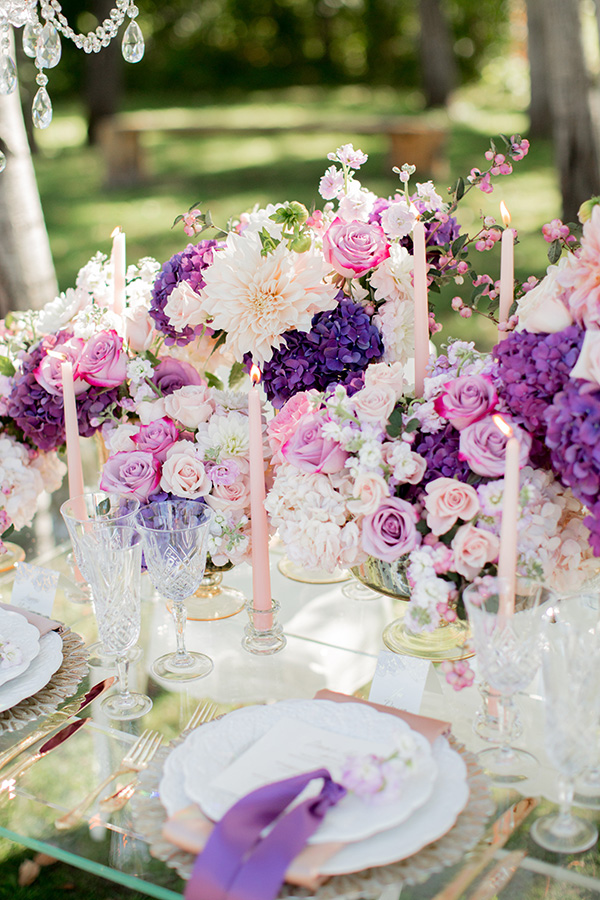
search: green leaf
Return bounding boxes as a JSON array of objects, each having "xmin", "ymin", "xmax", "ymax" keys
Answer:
[
  {"xmin": 454, "ymin": 176, "xmax": 465, "ymax": 201},
  {"xmin": 228, "ymin": 361, "xmax": 246, "ymax": 388},
  {"xmin": 209, "ymin": 331, "xmax": 228, "ymax": 354},
  {"xmin": 145, "ymin": 349, "xmax": 161, "ymax": 367},
  {"xmin": 404, "ymin": 417, "xmax": 420, "ymax": 433},
  {"xmin": 205, "ymin": 371, "xmax": 224, "ymax": 389},
  {"xmin": 452, "ymin": 233, "xmax": 468, "ymax": 256},
  {"xmin": 0, "ymin": 356, "xmax": 15, "ymax": 377},
  {"xmin": 548, "ymin": 239, "xmax": 562, "ymax": 264},
  {"xmin": 1, "ymin": 524, "xmax": 14, "ymax": 540}
]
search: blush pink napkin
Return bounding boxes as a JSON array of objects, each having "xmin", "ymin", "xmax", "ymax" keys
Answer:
[
  {"xmin": 162, "ymin": 692, "xmax": 453, "ymax": 889},
  {"xmin": 0, "ymin": 602, "xmax": 63, "ymax": 636}
]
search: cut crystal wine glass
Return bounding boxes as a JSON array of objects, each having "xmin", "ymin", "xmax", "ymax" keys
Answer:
[{"xmin": 135, "ymin": 499, "xmax": 214, "ymax": 683}]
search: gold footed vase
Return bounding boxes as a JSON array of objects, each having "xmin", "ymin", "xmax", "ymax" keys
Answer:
[
  {"xmin": 350, "ymin": 556, "xmax": 474, "ymax": 662},
  {"xmin": 277, "ymin": 554, "xmax": 350, "ymax": 585},
  {"xmin": 185, "ymin": 562, "xmax": 246, "ymax": 621}
]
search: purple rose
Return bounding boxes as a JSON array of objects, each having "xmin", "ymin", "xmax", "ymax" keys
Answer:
[
  {"xmin": 282, "ymin": 414, "xmax": 348, "ymax": 474},
  {"xmin": 100, "ymin": 450, "xmax": 161, "ymax": 501},
  {"xmin": 322, "ymin": 217, "xmax": 390, "ymax": 278},
  {"xmin": 151, "ymin": 358, "xmax": 204, "ymax": 396},
  {"xmin": 132, "ymin": 417, "xmax": 179, "ymax": 461},
  {"xmin": 434, "ymin": 374, "xmax": 498, "ymax": 430},
  {"xmin": 458, "ymin": 415, "xmax": 531, "ymax": 477},
  {"xmin": 361, "ymin": 497, "xmax": 420, "ymax": 562},
  {"xmin": 78, "ymin": 330, "xmax": 128, "ymax": 388},
  {"xmin": 205, "ymin": 459, "xmax": 241, "ymax": 486},
  {"xmin": 34, "ymin": 336, "xmax": 89, "ymax": 396}
]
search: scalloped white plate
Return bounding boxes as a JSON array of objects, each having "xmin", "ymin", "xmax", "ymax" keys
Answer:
[
  {"xmin": 164, "ymin": 699, "xmax": 438, "ymax": 845},
  {"xmin": 0, "ymin": 608, "xmax": 41, "ymax": 688},
  {"xmin": 0, "ymin": 632, "xmax": 63, "ymax": 713}
]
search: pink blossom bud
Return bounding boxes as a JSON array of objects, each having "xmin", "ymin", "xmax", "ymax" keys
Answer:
[{"xmin": 459, "ymin": 307, "xmax": 472, "ymax": 318}]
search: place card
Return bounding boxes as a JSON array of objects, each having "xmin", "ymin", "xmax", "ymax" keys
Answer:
[
  {"xmin": 209, "ymin": 717, "xmax": 394, "ymax": 810},
  {"xmin": 368, "ymin": 649, "xmax": 430, "ymax": 714},
  {"xmin": 11, "ymin": 563, "xmax": 59, "ymax": 616}
]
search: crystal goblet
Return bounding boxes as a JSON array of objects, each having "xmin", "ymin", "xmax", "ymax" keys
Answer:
[
  {"xmin": 531, "ymin": 603, "xmax": 600, "ymax": 853},
  {"xmin": 78, "ymin": 523, "xmax": 152, "ymax": 720},
  {"xmin": 61, "ymin": 492, "xmax": 142, "ymax": 666},
  {"xmin": 135, "ymin": 499, "xmax": 214, "ymax": 683},
  {"xmin": 463, "ymin": 576, "xmax": 544, "ymax": 783}
]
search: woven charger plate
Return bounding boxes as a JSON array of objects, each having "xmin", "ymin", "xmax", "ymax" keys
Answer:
[
  {"xmin": 132, "ymin": 733, "xmax": 494, "ymax": 900},
  {"xmin": 0, "ymin": 628, "xmax": 89, "ymax": 733}
]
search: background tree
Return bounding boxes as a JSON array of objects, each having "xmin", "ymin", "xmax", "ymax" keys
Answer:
[
  {"xmin": 418, "ymin": 0, "xmax": 457, "ymax": 107},
  {"xmin": 525, "ymin": 0, "xmax": 552, "ymax": 138}
]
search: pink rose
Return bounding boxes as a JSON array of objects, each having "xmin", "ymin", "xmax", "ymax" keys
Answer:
[
  {"xmin": 361, "ymin": 497, "xmax": 420, "ymax": 562},
  {"xmin": 100, "ymin": 450, "xmax": 161, "ymax": 502},
  {"xmin": 206, "ymin": 480, "xmax": 250, "ymax": 512},
  {"xmin": 351, "ymin": 383, "xmax": 397, "ymax": 424},
  {"xmin": 451, "ymin": 524, "xmax": 500, "ymax": 579},
  {"xmin": 322, "ymin": 217, "xmax": 390, "ymax": 278},
  {"xmin": 434, "ymin": 374, "xmax": 498, "ymax": 430},
  {"xmin": 282, "ymin": 414, "xmax": 348, "ymax": 474},
  {"xmin": 34, "ymin": 337, "xmax": 89, "ymax": 396},
  {"xmin": 163, "ymin": 384, "xmax": 215, "ymax": 429},
  {"xmin": 424, "ymin": 477, "xmax": 480, "ymax": 535},
  {"xmin": 364, "ymin": 361, "xmax": 405, "ymax": 397},
  {"xmin": 459, "ymin": 416, "xmax": 531, "ymax": 477},
  {"xmin": 132, "ymin": 418, "xmax": 179, "ymax": 461},
  {"xmin": 152, "ymin": 358, "xmax": 204, "ymax": 395},
  {"xmin": 78, "ymin": 330, "xmax": 127, "ymax": 388},
  {"xmin": 125, "ymin": 304, "xmax": 154, "ymax": 352},
  {"xmin": 268, "ymin": 391, "xmax": 319, "ymax": 464},
  {"xmin": 160, "ymin": 443, "xmax": 211, "ymax": 498},
  {"xmin": 347, "ymin": 472, "xmax": 390, "ymax": 516}
]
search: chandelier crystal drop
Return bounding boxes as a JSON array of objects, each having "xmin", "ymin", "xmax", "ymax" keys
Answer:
[{"xmin": 0, "ymin": 0, "xmax": 144, "ymax": 129}]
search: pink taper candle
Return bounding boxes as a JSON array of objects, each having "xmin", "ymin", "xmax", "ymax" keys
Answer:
[
  {"xmin": 111, "ymin": 227, "xmax": 126, "ymax": 316},
  {"xmin": 412, "ymin": 218, "xmax": 429, "ymax": 398},
  {"xmin": 248, "ymin": 366, "xmax": 273, "ymax": 629},
  {"xmin": 498, "ymin": 202, "xmax": 514, "ymax": 341},
  {"xmin": 493, "ymin": 415, "xmax": 519, "ymax": 616},
  {"xmin": 61, "ymin": 360, "xmax": 86, "ymax": 521}
]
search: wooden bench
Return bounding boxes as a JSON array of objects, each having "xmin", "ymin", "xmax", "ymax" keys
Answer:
[{"xmin": 97, "ymin": 109, "xmax": 448, "ymax": 188}]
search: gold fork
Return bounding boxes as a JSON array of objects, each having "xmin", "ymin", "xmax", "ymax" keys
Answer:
[
  {"xmin": 99, "ymin": 701, "xmax": 218, "ymax": 813},
  {"xmin": 55, "ymin": 729, "xmax": 162, "ymax": 830}
]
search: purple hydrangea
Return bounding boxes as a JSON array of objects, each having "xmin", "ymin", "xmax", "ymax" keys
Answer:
[
  {"xmin": 149, "ymin": 240, "xmax": 223, "ymax": 346},
  {"xmin": 411, "ymin": 198, "xmax": 461, "ymax": 247},
  {"xmin": 411, "ymin": 423, "xmax": 471, "ymax": 486},
  {"xmin": 246, "ymin": 296, "xmax": 383, "ymax": 407},
  {"xmin": 494, "ymin": 326, "xmax": 584, "ymax": 440},
  {"xmin": 8, "ymin": 332, "xmax": 119, "ymax": 452}
]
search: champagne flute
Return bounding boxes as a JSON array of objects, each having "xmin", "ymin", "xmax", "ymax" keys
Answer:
[{"xmin": 135, "ymin": 499, "xmax": 214, "ymax": 682}]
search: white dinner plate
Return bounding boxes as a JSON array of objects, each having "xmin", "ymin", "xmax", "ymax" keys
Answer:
[
  {"xmin": 0, "ymin": 631, "xmax": 63, "ymax": 713},
  {"xmin": 320, "ymin": 736, "xmax": 469, "ymax": 874},
  {"xmin": 167, "ymin": 699, "xmax": 437, "ymax": 845},
  {"xmin": 0, "ymin": 608, "xmax": 41, "ymax": 688}
]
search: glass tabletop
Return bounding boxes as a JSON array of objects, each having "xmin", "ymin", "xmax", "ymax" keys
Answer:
[{"xmin": 0, "ymin": 535, "xmax": 599, "ymax": 900}]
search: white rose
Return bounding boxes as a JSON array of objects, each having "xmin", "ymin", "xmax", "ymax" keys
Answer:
[
  {"xmin": 515, "ymin": 258, "xmax": 573, "ymax": 334},
  {"xmin": 105, "ymin": 423, "xmax": 139, "ymax": 453},
  {"xmin": 346, "ymin": 471, "xmax": 390, "ymax": 516},
  {"xmin": 164, "ymin": 281, "xmax": 206, "ymax": 333},
  {"xmin": 351, "ymin": 383, "xmax": 397, "ymax": 424},
  {"xmin": 125, "ymin": 303, "xmax": 155, "ymax": 351},
  {"xmin": 137, "ymin": 397, "xmax": 167, "ymax": 425},
  {"xmin": 164, "ymin": 384, "xmax": 215, "ymax": 429},
  {"xmin": 160, "ymin": 443, "xmax": 211, "ymax": 498},
  {"xmin": 570, "ymin": 330, "xmax": 600, "ymax": 386}
]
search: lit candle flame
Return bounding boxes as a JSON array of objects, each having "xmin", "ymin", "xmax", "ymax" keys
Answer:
[
  {"xmin": 493, "ymin": 414, "xmax": 513, "ymax": 439},
  {"xmin": 500, "ymin": 201, "xmax": 511, "ymax": 228},
  {"xmin": 250, "ymin": 364, "xmax": 261, "ymax": 385},
  {"xmin": 46, "ymin": 349, "xmax": 67, "ymax": 361},
  {"xmin": 110, "ymin": 226, "xmax": 122, "ymax": 239}
]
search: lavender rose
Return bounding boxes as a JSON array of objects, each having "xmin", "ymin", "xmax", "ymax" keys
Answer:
[
  {"xmin": 132, "ymin": 418, "xmax": 179, "ymax": 461},
  {"xmin": 100, "ymin": 450, "xmax": 161, "ymax": 501},
  {"xmin": 151, "ymin": 358, "xmax": 204, "ymax": 396},
  {"xmin": 78, "ymin": 330, "xmax": 128, "ymax": 388},
  {"xmin": 434, "ymin": 374, "xmax": 498, "ymax": 430},
  {"xmin": 282, "ymin": 414, "xmax": 348, "ymax": 474},
  {"xmin": 458, "ymin": 416, "xmax": 531, "ymax": 477},
  {"xmin": 361, "ymin": 497, "xmax": 420, "ymax": 562},
  {"xmin": 322, "ymin": 217, "xmax": 390, "ymax": 278}
]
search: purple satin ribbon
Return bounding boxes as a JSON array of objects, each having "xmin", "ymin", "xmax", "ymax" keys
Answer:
[{"xmin": 184, "ymin": 767, "xmax": 346, "ymax": 900}]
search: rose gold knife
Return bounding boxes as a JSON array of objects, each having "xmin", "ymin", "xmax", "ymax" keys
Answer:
[
  {"xmin": 0, "ymin": 718, "xmax": 89, "ymax": 791},
  {"xmin": 468, "ymin": 850, "xmax": 527, "ymax": 900},
  {"xmin": 0, "ymin": 676, "xmax": 115, "ymax": 772},
  {"xmin": 431, "ymin": 797, "xmax": 538, "ymax": 900}
]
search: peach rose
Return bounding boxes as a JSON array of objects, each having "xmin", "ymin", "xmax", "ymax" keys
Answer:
[
  {"xmin": 125, "ymin": 303, "xmax": 155, "ymax": 352},
  {"xmin": 346, "ymin": 471, "xmax": 390, "ymax": 516},
  {"xmin": 424, "ymin": 477, "xmax": 480, "ymax": 535},
  {"xmin": 164, "ymin": 281, "xmax": 206, "ymax": 333},
  {"xmin": 160, "ymin": 443, "xmax": 211, "ymax": 498},
  {"xmin": 164, "ymin": 384, "xmax": 215, "ymax": 429},
  {"xmin": 351, "ymin": 383, "xmax": 397, "ymax": 424},
  {"xmin": 451, "ymin": 524, "xmax": 500, "ymax": 579},
  {"xmin": 206, "ymin": 480, "xmax": 251, "ymax": 512},
  {"xmin": 364, "ymin": 361, "xmax": 406, "ymax": 398}
]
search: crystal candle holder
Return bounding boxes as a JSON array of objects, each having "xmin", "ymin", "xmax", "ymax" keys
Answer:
[{"xmin": 242, "ymin": 599, "xmax": 286, "ymax": 655}]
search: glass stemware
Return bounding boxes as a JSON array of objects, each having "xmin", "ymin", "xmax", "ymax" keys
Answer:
[
  {"xmin": 463, "ymin": 577, "xmax": 544, "ymax": 783},
  {"xmin": 135, "ymin": 499, "xmax": 214, "ymax": 683},
  {"xmin": 531, "ymin": 602, "xmax": 600, "ymax": 853},
  {"xmin": 61, "ymin": 492, "xmax": 142, "ymax": 666},
  {"xmin": 77, "ymin": 523, "xmax": 152, "ymax": 720}
]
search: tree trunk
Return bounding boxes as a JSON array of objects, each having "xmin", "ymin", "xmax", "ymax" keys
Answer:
[
  {"xmin": 0, "ymin": 46, "xmax": 57, "ymax": 316},
  {"xmin": 542, "ymin": 0, "xmax": 600, "ymax": 221},
  {"xmin": 525, "ymin": 0, "xmax": 553, "ymax": 137},
  {"xmin": 363, "ymin": 0, "xmax": 400, "ymax": 85},
  {"xmin": 418, "ymin": 0, "xmax": 457, "ymax": 108},
  {"xmin": 85, "ymin": 0, "xmax": 123, "ymax": 145}
]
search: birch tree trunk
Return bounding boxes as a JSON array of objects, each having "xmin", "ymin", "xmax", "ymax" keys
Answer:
[{"xmin": 0, "ymin": 49, "xmax": 57, "ymax": 317}]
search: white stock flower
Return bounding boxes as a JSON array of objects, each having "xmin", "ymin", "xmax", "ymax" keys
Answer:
[{"xmin": 380, "ymin": 200, "xmax": 416, "ymax": 239}]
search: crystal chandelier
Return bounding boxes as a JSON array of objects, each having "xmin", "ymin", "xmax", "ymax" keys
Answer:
[{"xmin": 0, "ymin": 0, "xmax": 144, "ymax": 130}]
